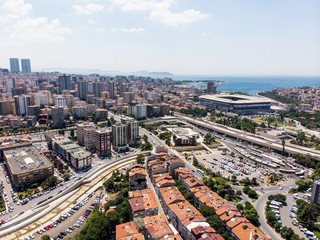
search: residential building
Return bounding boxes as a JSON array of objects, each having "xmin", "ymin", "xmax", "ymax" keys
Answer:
[
  {"xmin": 108, "ymin": 81, "xmax": 115, "ymax": 99},
  {"xmin": 133, "ymin": 104, "xmax": 147, "ymax": 119},
  {"xmin": 207, "ymin": 82, "xmax": 217, "ymax": 94},
  {"xmin": 129, "ymin": 165, "xmax": 147, "ymax": 190},
  {"xmin": 28, "ymin": 105, "xmax": 40, "ymax": 116},
  {"xmin": 311, "ymin": 179, "xmax": 320, "ymax": 207},
  {"xmin": 53, "ymin": 96, "xmax": 67, "ymax": 107},
  {"xmin": 96, "ymin": 128, "xmax": 111, "ymax": 157},
  {"xmin": 112, "ymin": 122, "xmax": 127, "ymax": 151},
  {"xmin": 121, "ymin": 117, "xmax": 139, "ymax": 145},
  {"xmin": 49, "ymin": 134, "xmax": 91, "ymax": 171},
  {"xmin": 0, "ymin": 100, "xmax": 15, "ymax": 115},
  {"xmin": 72, "ymin": 106, "xmax": 86, "ymax": 118},
  {"xmin": 93, "ymin": 81, "xmax": 104, "ymax": 98},
  {"xmin": 116, "ymin": 222, "xmax": 143, "ymax": 240},
  {"xmin": 84, "ymin": 126, "xmax": 97, "ymax": 151},
  {"xmin": 33, "ymin": 93, "xmax": 48, "ymax": 106},
  {"xmin": 58, "ymin": 75, "xmax": 72, "ymax": 92},
  {"xmin": 52, "ymin": 106, "xmax": 65, "ymax": 129},
  {"xmin": 77, "ymin": 122, "xmax": 96, "ymax": 146},
  {"xmin": 78, "ymin": 80, "xmax": 88, "ymax": 100},
  {"xmin": 124, "ymin": 92, "xmax": 135, "ymax": 103},
  {"xmin": 129, "ymin": 189, "xmax": 159, "ymax": 219},
  {"xmin": 14, "ymin": 95, "xmax": 31, "ymax": 116}
]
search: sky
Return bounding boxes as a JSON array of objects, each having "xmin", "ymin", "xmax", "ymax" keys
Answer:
[{"xmin": 0, "ymin": 0, "xmax": 319, "ymax": 76}]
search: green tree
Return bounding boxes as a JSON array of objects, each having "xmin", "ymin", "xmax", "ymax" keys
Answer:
[
  {"xmin": 41, "ymin": 235, "xmax": 50, "ymax": 240},
  {"xmin": 136, "ymin": 154, "xmax": 145, "ymax": 164}
]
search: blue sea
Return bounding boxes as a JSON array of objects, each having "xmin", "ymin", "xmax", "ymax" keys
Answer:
[{"xmin": 172, "ymin": 75, "xmax": 320, "ymax": 95}]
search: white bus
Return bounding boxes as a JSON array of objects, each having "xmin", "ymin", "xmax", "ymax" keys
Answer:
[{"xmin": 197, "ymin": 169, "xmax": 205, "ymax": 176}]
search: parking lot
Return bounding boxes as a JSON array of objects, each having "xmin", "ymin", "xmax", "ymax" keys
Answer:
[
  {"xmin": 281, "ymin": 191, "xmax": 315, "ymax": 239},
  {"xmin": 20, "ymin": 191, "xmax": 104, "ymax": 240},
  {"xmin": 192, "ymin": 150, "xmax": 262, "ymax": 181}
]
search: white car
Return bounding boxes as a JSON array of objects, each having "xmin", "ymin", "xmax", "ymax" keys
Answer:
[{"xmin": 279, "ymin": 187, "xmax": 283, "ymax": 190}]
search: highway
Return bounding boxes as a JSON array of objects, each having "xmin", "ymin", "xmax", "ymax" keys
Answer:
[
  {"xmin": 176, "ymin": 113, "xmax": 320, "ymax": 160},
  {"xmin": 0, "ymin": 153, "xmax": 140, "ymax": 239}
]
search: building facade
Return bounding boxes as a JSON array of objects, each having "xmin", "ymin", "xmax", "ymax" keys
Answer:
[
  {"xmin": 21, "ymin": 59, "xmax": 31, "ymax": 73},
  {"xmin": 96, "ymin": 128, "xmax": 111, "ymax": 157},
  {"xmin": 14, "ymin": 95, "xmax": 31, "ymax": 116},
  {"xmin": 9, "ymin": 58, "xmax": 20, "ymax": 73}
]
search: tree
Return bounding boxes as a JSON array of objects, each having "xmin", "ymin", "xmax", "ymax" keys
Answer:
[
  {"xmin": 204, "ymin": 133, "xmax": 215, "ymax": 145},
  {"xmin": 295, "ymin": 179, "xmax": 312, "ymax": 191},
  {"xmin": 41, "ymin": 235, "xmax": 50, "ymax": 240},
  {"xmin": 231, "ymin": 175, "xmax": 237, "ymax": 183},
  {"xmin": 136, "ymin": 154, "xmax": 145, "ymax": 165},
  {"xmin": 63, "ymin": 172, "xmax": 71, "ymax": 181},
  {"xmin": 282, "ymin": 139, "xmax": 286, "ymax": 155},
  {"xmin": 141, "ymin": 141, "xmax": 152, "ymax": 151},
  {"xmin": 236, "ymin": 204, "xmax": 243, "ymax": 211},
  {"xmin": 70, "ymin": 129, "xmax": 75, "ymax": 137}
]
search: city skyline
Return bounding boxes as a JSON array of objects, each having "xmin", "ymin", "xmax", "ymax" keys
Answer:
[{"xmin": 0, "ymin": 0, "xmax": 319, "ymax": 76}]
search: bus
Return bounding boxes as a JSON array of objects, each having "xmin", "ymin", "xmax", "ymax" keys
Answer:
[{"xmin": 197, "ymin": 169, "xmax": 205, "ymax": 176}]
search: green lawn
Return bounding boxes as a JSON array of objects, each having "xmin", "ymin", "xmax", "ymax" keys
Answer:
[
  {"xmin": 315, "ymin": 231, "xmax": 320, "ymax": 240},
  {"xmin": 317, "ymin": 215, "xmax": 320, "ymax": 222}
]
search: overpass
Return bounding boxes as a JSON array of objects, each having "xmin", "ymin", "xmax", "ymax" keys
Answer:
[
  {"xmin": 176, "ymin": 114, "xmax": 320, "ymax": 160},
  {"xmin": 140, "ymin": 116, "xmax": 179, "ymax": 124}
]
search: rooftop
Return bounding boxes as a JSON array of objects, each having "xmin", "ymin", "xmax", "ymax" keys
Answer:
[
  {"xmin": 200, "ymin": 94, "xmax": 271, "ymax": 104},
  {"xmin": 4, "ymin": 146, "xmax": 53, "ymax": 174}
]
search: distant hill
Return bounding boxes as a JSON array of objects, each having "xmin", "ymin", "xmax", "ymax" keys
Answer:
[{"xmin": 35, "ymin": 68, "xmax": 174, "ymax": 77}]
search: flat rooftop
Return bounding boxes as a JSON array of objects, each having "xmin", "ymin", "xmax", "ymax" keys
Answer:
[
  {"xmin": 167, "ymin": 127, "xmax": 199, "ymax": 138},
  {"xmin": 200, "ymin": 94, "xmax": 271, "ymax": 104},
  {"xmin": 4, "ymin": 146, "xmax": 53, "ymax": 174}
]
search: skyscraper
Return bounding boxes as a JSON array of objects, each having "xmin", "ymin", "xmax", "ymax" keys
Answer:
[
  {"xmin": 112, "ymin": 122, "xmax": 127, "ymax": 151},
  {"xmin": 52, "ymin": 106, "xmax": 65, "ymax": 129},
  {"xmin": 108, "ymin": 81, "xmax": 115, "ymax": 99},
  {"xmin": 311, "ymin": 179, "xmax": 320, "ymax": 207},
  {"xmin": 58, "ymin": 75, "xmax": 72, "ymax": 93},
  {"xmin": 14, "ymin": 95, "xmax": 31, "ymax": 116},
  {"xmin": 93, "ymin": 81, "xmax": 103, "ymax": 98},
  {"xmin": 78, "ymin": 80, "xmax": 88, "ymax": 100},
  {"xmin": 96, "ymin": 128, "xmax": 111, "ymax": 157},
  {"xmin": 21, "ymin": 59, "xmax": 31, "ymax": 73},
  {"xmin": 9, "ymin": 58, "xmax": 20, "ymax": 73},
  {"xmin": 207, "ymin": 82, "xmax": 217, "ymax": 94}
]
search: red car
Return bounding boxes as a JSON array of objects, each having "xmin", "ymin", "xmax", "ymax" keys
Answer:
[
  {"xmin": 82, "ymin": 215, "xmax": 88, "ymax": 218},
  {"xmin": 1, "ymin": 220, "xmax": 5, "ymax": 224}
]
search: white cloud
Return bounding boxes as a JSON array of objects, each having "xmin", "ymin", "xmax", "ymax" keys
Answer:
[
  {"xmin": 0, "ymin": 0, "xmax": 32, "ymax": 24},
  {"xmin": 150, "ymin": 8, "xmax": 209, "ymax": 26},
  {"xmin": 95, "ymin": 27, "xmax": 104, "ymax": 32},
  {"xmin": 73, "ymin": 3, "xmax": 104, "ymax": 14},
  {"xmin": 7, "ymin": 17, "xmax": 72, "ymax": 42},
  {"xmin": 109, "ymin": 0, "xmax": 210, "ymax": 26},
  {"xmin": 110, "ymin": 0, "xmax": 174, "ymax": 12},
  {"xmin": 88, "ymin": 19, "xmax": 96, "ymax": 24},
  {"xmin": 201, "ymin": 32, "xmax": 212, "ymax": 37},
  {"xmin": 112, "ymin": 27, "xmax": 145, "ymax": 33}
]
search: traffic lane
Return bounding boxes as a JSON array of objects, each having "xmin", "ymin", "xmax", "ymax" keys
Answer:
[{"xmin": 33, "ymin": 191, "xmax": 101, "ymax": 240}]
